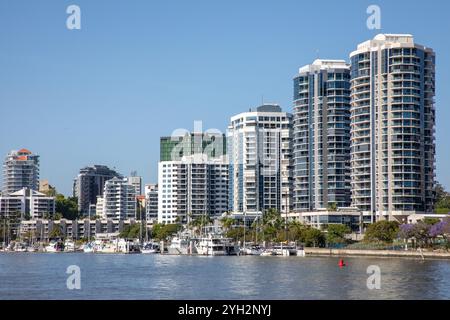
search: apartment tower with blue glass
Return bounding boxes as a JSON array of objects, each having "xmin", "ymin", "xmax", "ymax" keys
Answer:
[
  {"xmin": 293, "ymin": 60, "xmax": 351, "ymax": 211},
  {"xmin": 349, "ymin": 34, "xmax": 435, "ymax": 221},
  {"xmin": 227, "ymin": 104, "xmax": 293, "ymax": 216}
]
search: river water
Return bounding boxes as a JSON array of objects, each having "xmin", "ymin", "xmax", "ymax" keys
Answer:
[{"xmin": 0, "ymin": 253, "xmax": 449, "ymax": 300}]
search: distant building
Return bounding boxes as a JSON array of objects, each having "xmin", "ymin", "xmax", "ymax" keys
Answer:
[
  {"xmin": 126, "ymin": 176, "xmax": 142, "ymax": 196},
  {"xmin": 2, "ymin": 149, "xmax": 40, "ymax": 194},
  {"xmin": 145, "ymin": 184, "xmax": 158, "ymax": 223},
  {"xmin": 158, "ymin": 155, "xmax": 228, "ymax": 224},
  {"xmin": 73, "ymin": 165, "xmax": 122, "ymax": 215},
  {"xmin": 227, "ymin": 104, "xmax": 293, "ymax": 215},
  {"xmin": 20, "ymin": 218, "xmax": 139, "ymax": 241},
  {"xmin": 160, "ymin": 132, "xmax": 226, "ymax": 162},
  {"xmin": 101, "ymin": 177, "xmax": 137, "ymax": 220},
  {"xmin": 0, "ymin": 188, "xmax": 55, "ymax": 220}
]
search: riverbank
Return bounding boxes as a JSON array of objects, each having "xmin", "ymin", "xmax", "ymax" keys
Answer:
[{"xmin": 305, "ymin": 247, "xmax": 450, "ymax": 259}]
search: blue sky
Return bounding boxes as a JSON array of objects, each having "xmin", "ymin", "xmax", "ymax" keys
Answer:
[{"xmin": 1, "ymin": 0, "xmax": 449, "ymax": 196}]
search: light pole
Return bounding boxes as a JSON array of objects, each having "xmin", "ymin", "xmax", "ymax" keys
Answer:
[{"xmin": 282, "ymin": 171, "xmax": 288, "ymax": 242}]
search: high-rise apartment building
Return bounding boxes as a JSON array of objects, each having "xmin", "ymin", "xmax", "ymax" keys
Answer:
[
  {"xmin": 293, "ymin": 60, "xmax": 351, "ymax": 211},
  {"xmin": 158, "ymin": 155, "xmax": 228, "ymax": 224},
  {"xmin": 2, "ymin": 149, "xmax": 40, "ymax": 195},
  {"xmin": 100, "ymin": 177, "xmax": 137, "ymax": 220},
  {"xmin": 73, "ymin": 165, "xmax": 122, "ymax": 215},
  {"xmin": 126, "ymin": 175, "xmax": 142, "ymax": 196},
  {"xmin": 160, "ymin": 132, "xmax": 226, "ymax": 162},
  {"xmin": 145, "ymin": 184, "xmax": 158, "ymax": 222},
  {"xmin": 227, "ymin": 104, "xmax": 293, "ymax": 215},
  {"xmin": 349, "ymin": 34, "xmax": 435, "ymax": 220}
]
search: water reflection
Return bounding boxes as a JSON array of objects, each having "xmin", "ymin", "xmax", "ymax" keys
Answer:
[{"xmin": 0, "ymin": 253, "xmax": 449, "ymax": 300}]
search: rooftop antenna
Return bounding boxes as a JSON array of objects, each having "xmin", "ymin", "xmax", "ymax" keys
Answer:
[{"xmin": 261, "ymin": 95, "xmax": 264, "ymax": 106}]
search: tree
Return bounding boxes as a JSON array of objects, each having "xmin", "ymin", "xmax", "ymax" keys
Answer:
[
  {"xmin": 119, "ymin": 224, "xmax": 141, "ymax": 239},
  {"xmin": 364, "ymin": 220, "xmax": 399, "ymax": 243},
  {"xmin": 151, "ymin": 223, "xmax": 182, "ymax": 241},
  {"xmin": 304, "ymin": 228, "xmax": 326, "ymax": 247},
  {"xmin": 326, "ymin": 224, "xmax": 351, "ymax": 245},
  {"xmin": 48, "ymin": 224, "xmax": 63, "ymax": 240},
  {"xmin": 327, "ymin": 202, "xmax": 338, "ymax": 211},
  {"xmin": 55, "ymin": 194, "xmax": 79, "ymax": 220},
  {"xmin": 434, "ymin": 182, "xmax": 450, "ymax": 213}
]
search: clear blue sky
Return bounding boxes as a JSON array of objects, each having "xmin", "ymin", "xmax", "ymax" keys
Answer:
[{"xmin": 1, "ymin": 0, "xmax": 449, "ymax": 196}]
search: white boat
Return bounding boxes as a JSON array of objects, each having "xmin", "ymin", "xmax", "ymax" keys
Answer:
[
  {"xmin": 141, "ymin": 242, "xmax": 160, "ymax": 254},
  {"xmin": 26, "ymin": 246, "xmax": 37, "ymax": 252},
  {"xmin": 13, "ymin": 243, "xmax": 28, "ymax": 252},
  {"xmin": 196, "ymin": 234, "xmax": 238, "ymax": 256},
  {"xmin": 272, "ymin": 244, "xmax": 297, "ymax": 256},
  {"xmin": 260, "ymin": 249, "xmax": 275, "ymax": 256},
  {"xmin": 82, "ymin": 242, "xmax": 95, "ymax": 253},
  {"xmin": 168, "ymin": 237, "xmax": 196, "ymax": 255},
  {"xmin": 64, "ymin": 240, "xmax": 75, "ymax": 252},
  {"xmin": 241, "ymin": 244, "xmax": 263, "ymax": 256},
  {"xmin": 45, "ymin": 241, "xmax": 62, "ymax": 253}
]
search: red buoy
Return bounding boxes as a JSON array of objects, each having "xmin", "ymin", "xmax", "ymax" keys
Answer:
[{"xmin": 338, "ymin": 259, "xmax": 346, "ymax": 267}]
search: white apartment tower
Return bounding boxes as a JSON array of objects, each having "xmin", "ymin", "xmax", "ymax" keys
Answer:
[
  {"xmin": 2, "ymin": 149, "xmax": 40, "ymax": 195},
  {"xmin": 350, "ymin": 34, "xmax": 435, "ymax": 221},
  {"xmin": 101, "ymin": 177, "xmax": 137, "ymax": 220},
  {"xmin": 227, "ymin": 104, "xmax": 293, "ymax": 215},
  {"xmin": 158, "ymin": 155, "xmax": 228, "ymax": 224}
]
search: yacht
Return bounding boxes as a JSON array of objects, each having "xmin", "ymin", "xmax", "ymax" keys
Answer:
[
  {"xmin": 141, "ymin": 242, "xmax": 160, "ymax": 254},
  {"xmin": 196, "ymin": 234, "xmax": 238, "ymax": 256},
  {"xmin": 45, "ymin": 241, "xmax": 63, "ymax": 253},
  {"xmin": 241, "ymin": 244, "xmax": 263, "ymax": 256},
  {"xmin": 13, "ymin": 242, "xmax": 28, "ymax": 252},
  {"xmin": 64, "ymin": 240, "xmax": 75, "ymax": 252},
  {"xmin": 82, "ymin": 242, "xmax": 95, "ymax": 253},
  {"xmin": 168, "ymin": 237, "xmax": 196, "ymax": 255},
  {"xmin": 272, "ymin": 243, "xmax": 298, "ymax": 256}
]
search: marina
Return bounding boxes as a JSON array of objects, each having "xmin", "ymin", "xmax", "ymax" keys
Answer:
[{"xmin": 1, "ymin": 253, "xmax": 450, "ymax": 300}]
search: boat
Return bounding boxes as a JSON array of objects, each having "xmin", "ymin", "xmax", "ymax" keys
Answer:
[
  {"xmin": 45, "ymin": 241, "xmax": 63, "ymax": 253},
  {"xmin": 272, "ymin": 243, "xmax": 298, "ymax": 256},
  {"xmin": 241, "ymin": 244, "xmax": 264, "ymax": 256},
  {"xmin": 13, "ymin": 242, "xmax": 28, "ymax": 252},
  {"xmin": 82, "ymin": 242, "xmax": 95, "ymax": 253},
  {"xmin": 64, "ymin": 240, "xmax": 75, "ymax": 252},
  {"xmin": 196, "ymin": 234, "xmax": 238, "ymax": 256},
  {"xmin": 168, "ymin": 237, "xmax": 196, "ymax": 255},
  {"xmin": 260, "ymin": 249, "xmax": 275, "ymax": 256},
  {"xmin": 141, "ymin": 242, "xmax": 160, "ymax": 254}
]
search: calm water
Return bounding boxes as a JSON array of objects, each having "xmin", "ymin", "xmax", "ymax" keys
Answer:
[{"xmin": 1, "ymin": 253, "xmax": 450, "ymax": 300}]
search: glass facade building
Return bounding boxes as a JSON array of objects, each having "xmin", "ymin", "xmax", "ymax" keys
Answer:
[
  {"xmin": 349, "ymin": 34, "xmax": 435, "ymax": 220},
  {"xmin": 160, "ymin": 133, "xmax": 226, "ymax": 161},
  {"xmin": 293, "ymin": 60, "xmax": 351, "ymax": 211}
]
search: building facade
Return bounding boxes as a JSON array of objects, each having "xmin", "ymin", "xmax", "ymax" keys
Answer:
[
  {"xmin": 73, "ymin": 165, "xmax": 122, "ymax": 215},
  {"xmin": 349, "ymin": 34, "xmax": 435, "ymax": 220},
  {"xmin": 227, "ymin": 104, "xmax": 293, "ymax": 215},
  {"xmin": 293, "ymin": 60, "xmax": 351, "ymax": 211},
  {"xmin": 158, "ymin": 155, "xmax": 228, "ymax": 224},
  {"xmin": 0, "ymin": 188, "xmax": 55, "ymax": 220},
  {"xmin": 145, "ymin": 184, "xmax": 158, "ymax": 222},
  {"xmin": 126, "ymin": 175, "xmax": 142, "ymax": 196},
  {"xmin": 2, "ymin": 149, "xmax": 40, "ymax": 195},
  {"xmin": 100, "ymin": 177, "xmax": 137, "ymax": 220},
  {"xmin": 160, "ymin": 132, "xmax": 226, "ymax": 162}
]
